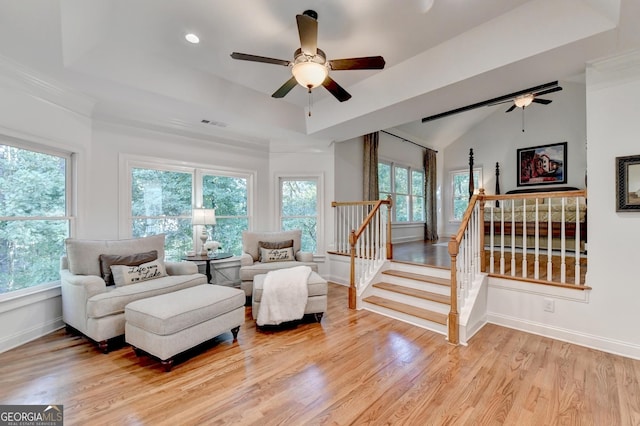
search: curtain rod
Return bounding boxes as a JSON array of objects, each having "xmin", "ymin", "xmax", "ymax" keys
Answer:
[{"xmin": 380, "ymin": 130, "xmax": 438, "ymax": 153}]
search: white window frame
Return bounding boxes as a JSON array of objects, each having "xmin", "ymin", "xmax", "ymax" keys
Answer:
[
  {"xmin": 449, "ymin": 167, "xmax": 483, "ymax": 223},
  {"xmin": 0, "ymin": 137, "xmax": 75, "ymax": 298},
  {"xmin": 119, "ymin": 154, "xmax": 256, "ymax": 247},
  {"xmin": 378, "ymin": 160, "xmax": 425, "ymax": 224},
  {"xmin": 275, "ymin": 173, "xmax": 324, "ymax": 255}
]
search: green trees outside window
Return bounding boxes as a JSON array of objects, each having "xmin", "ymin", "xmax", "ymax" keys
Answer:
[
  {"xmin": 131, "ymin": 168, "xmax": 193, "ymax": 261},
  {"xmin": 451, "ymin": 168, "xmax": 481, "ymax": 221},
  {"xmin": 203, "ymin": 174, "xmax": 248, "ymax": 256},
  {"xmin": 0, "ymin": 144, "xmax": 71, "ymax": 294},
  {"xmin": 280, "ymin": 179, "xmax": 318, "ymax": 253},
  {"xmin": 130, "ymin": 166, "xmax": 251, "ymax": 258},
  {"xmin": 378, "ymin": 161, "xmax": 425, "ymax": 223}
]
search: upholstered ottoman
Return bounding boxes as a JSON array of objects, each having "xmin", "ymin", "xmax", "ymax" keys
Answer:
[
  {"xmin": 125, "ymin": 284, "xmax": 245, "ymax": 371},
  {"xmin": 252, "ymin": 271, "xmax": 327, "ymax": 323}
]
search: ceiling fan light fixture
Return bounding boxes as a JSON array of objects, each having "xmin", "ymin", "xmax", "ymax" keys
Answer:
[
  {"xmin": 185, "ymin": 33, "xmax": 200, "ymax": 44},
  {"xmin": 292, "ymin": 61, "xmax": 328, "ymax": 89},
  {"xmin": 514, "ymin": 93, "xmax": 534, "ymax": 108}
]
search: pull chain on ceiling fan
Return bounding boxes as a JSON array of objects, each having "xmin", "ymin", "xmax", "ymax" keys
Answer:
[{"xmin": 230, "ymin": 10, "xmax": 386, "ymax": 113}]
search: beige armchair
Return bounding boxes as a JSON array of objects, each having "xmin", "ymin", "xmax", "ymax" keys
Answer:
[
  {"xmin": 239, "ymin": 230, "xmax": 318, "ymax": 300},
  {"xmin": 60, "ymin": 234, "xmax": 207, "ymax": 352}
]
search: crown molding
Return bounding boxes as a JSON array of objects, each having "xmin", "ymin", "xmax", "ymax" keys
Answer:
[
  {"xmin": 587, "ymin": 48, "xmax": 640, "ymax": 90},
  {"xmin": 92, "ymin": 112, "xmax": 271, "ymax": 156},
  {"xmin": 0, "ymin": 55, "xmax": 96, "ymax": 117}
]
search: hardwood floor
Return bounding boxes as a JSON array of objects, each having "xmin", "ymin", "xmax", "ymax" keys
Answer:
[{"xmin": 1, "ymin": 284, "xmax": 639, "ymax": 425}]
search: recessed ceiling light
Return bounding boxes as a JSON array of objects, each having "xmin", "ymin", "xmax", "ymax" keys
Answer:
[{"xmin": 185, "ymin": 33, "xmax": 200, "ymax": 44}]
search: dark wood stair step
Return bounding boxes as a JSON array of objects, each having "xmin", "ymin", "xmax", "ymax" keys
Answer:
[
  {"xmin": 373, "ymin": 282, "xmax": 450, "ymax": 305},
  {"xmin": 382, "ymin": 269, "xmax": 450, "ymax": 287},
  {"xmin": 363, "ymin": 296, "xmax": 448, "ymax": 325}
]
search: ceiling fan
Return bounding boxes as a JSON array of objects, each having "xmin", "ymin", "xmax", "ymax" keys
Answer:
[
  {"xmin": 492, "ymin": 85, "xmax": 563, "ymax": 113},
  {"xmin": 230, "ymin": 10, "xmax": 385, "ymax": 104}
]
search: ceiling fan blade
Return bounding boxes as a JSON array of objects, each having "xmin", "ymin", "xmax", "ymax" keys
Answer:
[
  {"xmin": 322, "ymin": 76, "xmax": 352, "ymax": 102},
  {"xmin": 296, "ymin": 13, "xmax": 318, "ymax": 56},
  {"xmin": 272, "ymin": 77, "xmax": 298, "ymax": 98},
  {"xmin": 505, "ymin": 104, "xmax": 517, "ymax": 113},
  {"xmin": 532, "ymin": 98, "xmax": 552, "ymax": 105},
  {"xmin": 230, "ymin": 52, "xmax": 291, "ymax": 67},
  {"xmin": 329, "ymin": 56, "xmax": 386, "ymax": 70},
  {"xmin": 533, "ymin": 86, "xmax": 563, "ymax": 97}
]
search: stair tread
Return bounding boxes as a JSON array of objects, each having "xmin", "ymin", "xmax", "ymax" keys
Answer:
[
  {"xmin": 382, "ymin": 269, "xmax": 450, "ymax": 286},
  {"xmin": 373, "ymin": 282, "xmax": 450, "ymax": 305},
  {"xmin": 363, "ymin": 295, "xmax": 448, "ymax": 325}
]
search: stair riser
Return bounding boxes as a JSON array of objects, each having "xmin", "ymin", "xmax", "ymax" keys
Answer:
[
  {"xmin": 381, "ymin": 275, "xmax": 450, "ymax": 296},
  {"xmin": 388, "ymin": 262, "xmax": 451, "ymax": 279},
  {"xmin": 362, "ymin": 303, "xmax": 448, "ymax": 335},
  {"xmin": 372, "ymin": 288, "xmax": 450, "ymax": 315}
]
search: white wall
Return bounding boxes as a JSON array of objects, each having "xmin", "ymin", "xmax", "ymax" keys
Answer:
[
  {"xmin": 333, "ymin": 133, "xmax": 434, "ymax": 243},
  {"xmin": 269, "ymin": 144, "xmax": 335, "ymax": 277},
  {"xmin": 442, "ymin": 81, "xmax": 587, "ymax": 235},
  {"xmin": 486, "ymin": 51, "xmax": 640, "ymax": 359},
  {"xmin": 0, "ymin": 80, "xmax": 92, "ymax": 353},
  {"xmin": 334, "ymin": 136, "xmax": 363, "ymax": 202},
  {"xmin": 88, "ymin": 121, "xmax": 271, "ymax": 239},
  {"xmin": 0, "ymin": 74, "xmax": 274, "ymax": 352}
]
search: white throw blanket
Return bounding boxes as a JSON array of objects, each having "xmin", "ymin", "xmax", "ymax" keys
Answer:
[{"xmin": 257, "ymin": 265, "xmax": 312, "ymax": 326}]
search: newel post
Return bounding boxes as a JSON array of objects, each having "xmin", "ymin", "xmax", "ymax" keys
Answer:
[
  {"xmin": 349, "ymin": 229, "xmax": 357, "ymax": 309},
  {"xmin": 448, "ymin": 235, "xmax": 460, "ymax": 345},
  {"xmin": 479, "ymin": 188, "xmax": 487, "ymax": 272},
  {"xmin": 386, "ymin": 195, "xmax": 393, "ymax": 259}
]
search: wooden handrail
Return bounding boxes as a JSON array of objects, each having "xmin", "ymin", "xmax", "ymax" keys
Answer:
[
  {"xmin": 353, "ymin": 199, "xmax": 390, "ymax": 240},
  {"xmin": 447, "ymin": 189, "xmax": 483, "ymax": 345},
  {"xmin": 331, "ymin": 200, "xmax": 381, "ymax": 207},
  {"xmin": 340, "ymin": 197, "xmax": 393, "ymax": 309}
]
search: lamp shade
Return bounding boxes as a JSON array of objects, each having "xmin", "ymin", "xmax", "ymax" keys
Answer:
[
  {"xmin": 192, "ymin": 208, "xmax": 216, "ymax": 225},
  {"xmin": 292, "ymin": 61, "xmax": 328, "ymax": 89}
]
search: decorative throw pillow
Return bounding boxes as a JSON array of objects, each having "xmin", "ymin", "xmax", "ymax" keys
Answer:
[
  {"xmin": 99, "ymin": 250, "xmax": 158, "ymax": 286},
  {"xmin": 259, "ymin": 247, "xmax": 295, "ymax": 263},
  {"xmin": 110, "ymin": 259, "xmax": 167, "ymax": 287},
  {"xmin": 258, "ymin": 240, "xmax": 294, "ymax": 261}
]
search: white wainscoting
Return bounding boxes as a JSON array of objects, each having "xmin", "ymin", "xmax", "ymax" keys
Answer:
[{"xmin": 0, "ymin": 285, "xmax": 64, "ymax": 354}]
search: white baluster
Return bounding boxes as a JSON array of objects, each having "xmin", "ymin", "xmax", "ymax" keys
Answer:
[
  {"xmin": 490, "ymin": 205, "xmax": 495, "ymax": 273},
  {"xmin": 500, "ymin": 204, "xmax": 505, "ymax": 274},
  {"xmin": 575, "ymin": 196, "xmax": 581, "ymax": 285},
  {"xmin": 511, "ymin": 198, "xmax": 516, "ymax": 276},
  {"xmin": 547, "ymin": 198, "xmax": 552, "ymax": 280}
]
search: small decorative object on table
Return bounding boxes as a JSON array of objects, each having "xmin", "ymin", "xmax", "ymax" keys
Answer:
[{"xmin": 204, "ymin": 241, "xmax": 220, "ymax": 257}]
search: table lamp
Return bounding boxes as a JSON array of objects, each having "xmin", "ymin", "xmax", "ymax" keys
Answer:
[{"xmin": 191, "ymin": 208, "xmax": 216, "ymax": 256}]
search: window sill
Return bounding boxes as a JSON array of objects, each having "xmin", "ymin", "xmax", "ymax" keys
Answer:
[{"xmin": 0, "ymin": 282, "xmax": 61, "ymax": 315}]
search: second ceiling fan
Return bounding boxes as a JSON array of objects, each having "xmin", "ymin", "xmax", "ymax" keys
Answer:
[
  {"xmin": 230, "ymin": 10, "xmax": 385, "ymax": 103},
  {"xmin": 492, "ymin": 85, "xmax": 563, "ymax": 112}
]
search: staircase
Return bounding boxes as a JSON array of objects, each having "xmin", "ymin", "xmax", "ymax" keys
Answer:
[{"xmin": 361, "ymin": 261, "xmax": 451, "ymax": 336}]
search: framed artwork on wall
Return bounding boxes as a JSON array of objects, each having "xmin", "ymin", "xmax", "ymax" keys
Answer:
[
  {"xmin": 616, "ymin": 154, "xmax": 640, "ymax": 211},
  {"xmin": 517, "ymin": 142, "xmax": 567, "ymax": 186}
]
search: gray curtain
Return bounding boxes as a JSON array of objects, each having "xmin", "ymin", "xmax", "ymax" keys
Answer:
[
  {"xmin": 424, "ymin": 149, "xmax": 438, "ymax": 241},
  {"xmin": 363, "ymin": 132, "xmax": 379, "ymax": 201}
]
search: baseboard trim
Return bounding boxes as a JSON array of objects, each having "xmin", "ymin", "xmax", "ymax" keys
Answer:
[
  {"xmin": 0, "ymin": 317, "xmax": 64, "ymax": 354},
  {"xmin": 488, "ymin": 312, "xmax": 640, "ymax": 360}
]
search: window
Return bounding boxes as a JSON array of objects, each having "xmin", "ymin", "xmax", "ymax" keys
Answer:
[
  {"xmin": 0, "ymin": 142, "xmax": 73, "ymax": 294},
  {"xmin": 450, "ymin": 168, "xmax": 482, "ymax": 222},
  {"xmin": 126, "ymin": 159, "xmax": 253, "ymax": 259},
  {"xmin": 131, "ymin": 167, "xmax": 193, "ymax": 261},
  {"xmin": 378, "ymin": 162, "xmax": 425, "ymax": 223},
  {"xmin": 202, "ymin": 172, "xmax": 249, "ymax": 256},
  {"xmin": 279, "ymin": 177, "xmax": 319, "ymax": 253}
]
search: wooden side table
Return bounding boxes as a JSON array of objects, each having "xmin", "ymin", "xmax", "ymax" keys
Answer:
[{"xmin": 182, "ymin": 253, "xmax": 233, "ymax": 283}]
